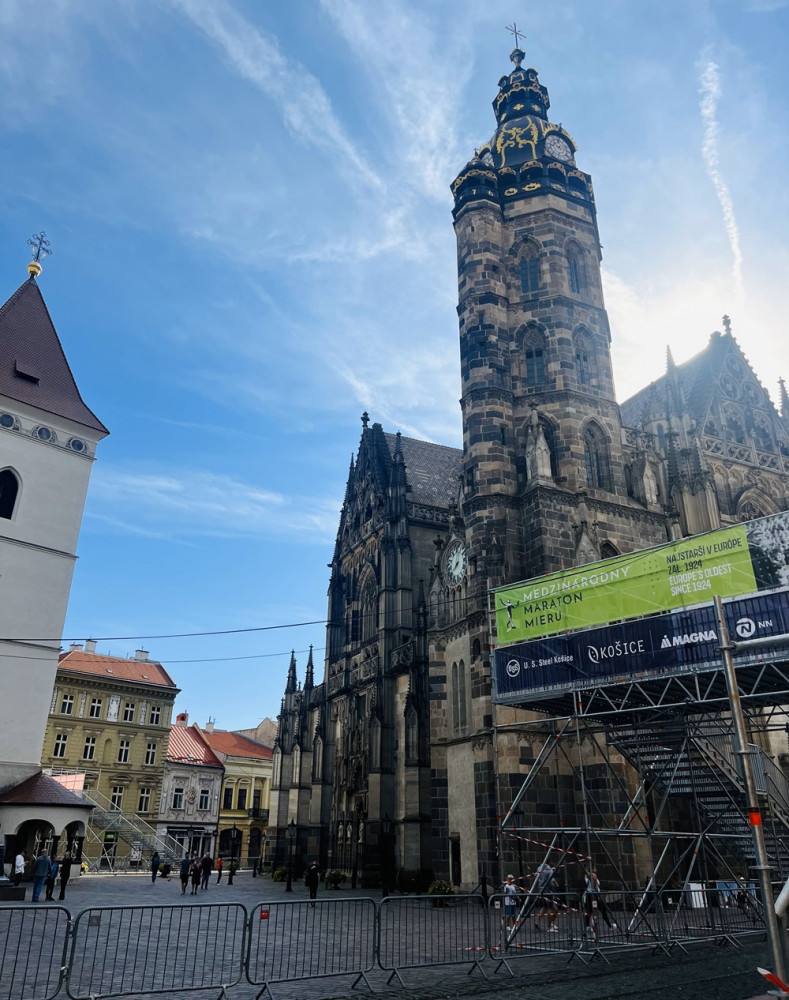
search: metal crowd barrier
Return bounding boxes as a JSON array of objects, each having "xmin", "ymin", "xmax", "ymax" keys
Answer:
[
  {"xmin": 0, "ymin": 885, "xmax": 776, "ymax": 999},
  {"xmin": 660, "ymin": 887, "xmax": 765, "ymax": 947},
  {"xmin": 246, "ymin": 897, "xmax": 376, "ymax": 997},
  {"xmin": 378, "ymin": 894, "xmax": 488, "ymax": 987},
  {"xmin": 0, "ymin": 905, "xmax": 70, "ymax": 1000},
  {"xmin": 65, "ymin": 903, "xmax": 247, "ymax": 1000}
]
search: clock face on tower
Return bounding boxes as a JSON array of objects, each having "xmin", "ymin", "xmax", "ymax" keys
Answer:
[
  {"xmin": 545, "ymin": 134, "xmax": 573, "ymax": 163},
  {"xmin": 445, "ymin": 540, "xmax": 467, "ymax": 584}
]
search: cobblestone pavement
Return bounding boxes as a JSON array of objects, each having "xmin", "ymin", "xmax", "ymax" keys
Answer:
[{"xmin": 3, "ymin": 871, "xmax": 783, "ymax": 1000}]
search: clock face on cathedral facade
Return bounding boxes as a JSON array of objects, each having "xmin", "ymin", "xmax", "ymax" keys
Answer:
[{"xmin": 445, "ymin": 540, "xmax": 467, "ymax": 584}]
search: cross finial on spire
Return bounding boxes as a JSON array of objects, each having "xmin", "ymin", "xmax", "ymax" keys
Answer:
[
  {"xmin": 361, "ymin": 411, "xmax": 370, "ymax": 428},
  {"xmin": 506, "ymin": 22, "xmax": 524, "ymax": 48},
  {"xmin": 722, "ymin": 314, "xmax": 732, "ymax": 336},
  {"xmin": 26, "ymin": 231, "xmax": 52, "ymax": 277}
]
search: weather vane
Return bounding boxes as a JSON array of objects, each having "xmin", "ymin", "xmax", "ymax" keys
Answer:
[{"xmin": 506, "ymin": 22, "xmax": 524, "ymax": 48}]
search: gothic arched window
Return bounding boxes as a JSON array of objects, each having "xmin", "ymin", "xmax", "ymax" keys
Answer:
[
  {"xmin": 0, "ymin": 469, "xmax": 19, "ymax": 520},
  {"xmin": 584, "ymin": 423, "xmax": 610, "ymax": 490},
  {"xmin": 523, "ymin": 329, "xmax": 546, "ymax": 385},
  {"xmin": 519, "ymin": 255, "xmax": 540, "ymax": 294},
  {"xmin": 574, "ymin": 332, "xmax": 593, "ymax": 386},
  {"xmin": 600, "ymin": 541, "xmax": 619, "ymax": 559},
  {"xmin": 567, "ymin": 244, "xmax": 585, "ymax": 295},
  {"xmin": 451, "ymin": 660, "xmax": 468, "ymax": 733},
  {"xmin": 360, "ymin": 576, "xmax": 377, "ymax": 643}
]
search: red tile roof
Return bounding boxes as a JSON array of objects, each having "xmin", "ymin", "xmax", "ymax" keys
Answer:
[
  {"xmin": 0, "ymin": 771, "xmax": 92, "ymax": 808},
  {"xmin": 57, "ymin": 650, "xmax": 179, "ymax": 690},
  {"xmin": 167, "ymin": 725, "xmax": 223, "ymax": 767},
  {"xmin": 201, "ymin": 729, "xmax": 272, "ymax": 761},
  {"xmin": 0, "ymin": 278, "xmax": 108, "ymax": 433}
]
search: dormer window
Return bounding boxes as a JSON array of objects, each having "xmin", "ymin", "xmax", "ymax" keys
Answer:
[{"xmin": 14, "ymin": 361, "xmax": 39, "ymax": 385}]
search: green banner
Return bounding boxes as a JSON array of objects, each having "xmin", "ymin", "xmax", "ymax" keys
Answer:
[{"xmin": 494, "ymin": 524, "xmax": 756, "ymax": 644}]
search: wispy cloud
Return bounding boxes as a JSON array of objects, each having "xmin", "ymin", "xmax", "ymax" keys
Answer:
[
  {"xmin": 88, "ymin": 466, "xmax": 340, "ymax": 542},
  {"xmin": 698, "ymin": 53, "xmax": 744, "ymax": 304},
  {"xmin": 321, "ymin": 0, "xmax": 474, "ymax": 202},
  {"xmin": 172, "ymin": 0, "xmax": 382, "ymax": 194}
]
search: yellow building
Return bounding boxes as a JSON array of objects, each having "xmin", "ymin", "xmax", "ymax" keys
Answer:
[
  {"xmin": 197, "ymin": 723, "xmax": 272, "ymax": 868},
  {"xmin": 42, "ymin": 643, "xmax": 180, "ymax": 866}
]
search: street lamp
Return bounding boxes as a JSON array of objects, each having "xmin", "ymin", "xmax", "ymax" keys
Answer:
[
  {"xmin": 285, "ymin": 819, "xmax": 296, "ymax": 892},
  {"xmin": 228, "ymin": 825, "xmax": 238, "ymax": 886},
  {"xmin": 381, "ymin": 814, "xmax": 391, "ymax": 899},
  {"xmin": 186, "ymin": 826, "xmax": 194, "ymax": 859}
]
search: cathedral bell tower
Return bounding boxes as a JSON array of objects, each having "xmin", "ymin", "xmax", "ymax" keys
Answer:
[{"xmin": 452, "ymin": 45, "xmax": 632, "ymax": 582}]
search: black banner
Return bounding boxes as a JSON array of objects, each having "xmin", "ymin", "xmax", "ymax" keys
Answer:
[{"xmin": 493, "ymin": 588, "xmax": 789, "ymax": 703}]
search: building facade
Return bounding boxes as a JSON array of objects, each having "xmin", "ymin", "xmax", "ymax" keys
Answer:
[
  {"xmin": 198, "ymin": 724, "xmax": 272, "ymax": 867},
  {"xmin": 270, "ymin": 47, "xmax": 789, "ymax": 890},
  {"xmin": 0, "ymin": 260, "xmax": 108, "ymax": 875},
  {"xmin": 158, "ymin": 717, "xmax": 223, "ymax": 859},
  {"xmin": 43, "ymin": 645, "xmax": 179, "ymax": 866}
]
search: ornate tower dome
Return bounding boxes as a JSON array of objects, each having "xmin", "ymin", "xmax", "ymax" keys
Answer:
[{"xmin": 452, "ymin": 47, "xmax": 590, "ymax": 212}]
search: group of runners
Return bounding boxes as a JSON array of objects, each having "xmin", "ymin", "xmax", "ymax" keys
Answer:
[{"xmin": 501, "ymin": 864, "xmax": 618, "ymax": 937}]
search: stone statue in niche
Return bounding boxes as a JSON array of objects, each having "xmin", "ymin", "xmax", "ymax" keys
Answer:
[{"xmin": 525, "ymin": 406, "xmax": 552, "ymax": 481}]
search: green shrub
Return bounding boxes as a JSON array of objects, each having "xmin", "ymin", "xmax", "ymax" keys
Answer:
[
  {"xmin": 325, "ymin": 869, "xmax": 344, "ymax": 888},
  {"xmin": 272, "ymin": 866, "xmax": 288, "ymax": 882},
  {"xmin": 427, "ymin": 878, "xmax": 454, "ymax": 904}
]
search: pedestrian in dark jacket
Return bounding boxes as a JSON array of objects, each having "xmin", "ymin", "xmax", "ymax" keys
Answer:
[
  {"xmin": 58, "ymin": 853, "xmax": 74, "ymax": 901},
  {"xmin": 32, "ymin": 850, "xmax": 51, "ymax": 902},
  {"xmin": 45, "ymin": 857, "xmax": 59, "ymax": 900},
  {"xmin": 179, "ymin": 857, "xmax": 191, "ymax": 895},
  {"xmin": 190, "ymin": 858, "xmax": 201, "ymax": 895},
  {"xmin": 200, "ymin": 853, "xmax": 213, "ymax": 890},
  {"xmin": 151, "ymin": 852, "xmax": 160, "ymax": 883},
  {"xmin": 304, "ymin": 861, "xmax": 320, "ymax": 905}
]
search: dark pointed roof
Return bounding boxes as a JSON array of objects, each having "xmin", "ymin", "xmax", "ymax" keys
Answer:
[
  {"xmin": 621, "ymin": 331, "xmax": 741, "ymax": 429},
  {"xmin": 0, "ymin": 277, "xmax": 108, "ymax": 433},
  {"xmin": 382, "ymin": 432, "xmax": 462, "ymax": 508},
  {"xmin": 0, "ymin": 771, "xmax": 92, "ymax": 808}
]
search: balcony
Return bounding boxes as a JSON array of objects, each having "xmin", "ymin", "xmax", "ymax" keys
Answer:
[{"xmin": 248, "ymin": 808, "xmax": 269, "ymax": 823}]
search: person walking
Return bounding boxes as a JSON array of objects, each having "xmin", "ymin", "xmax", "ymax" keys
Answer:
[
  {"xmin": 200, "ymin": 852, "xmax": 213, "ymax": 890},
  {"xmin": 150, "ymin": 851, "xmax": 160, "ymax": 883},
  {"xmin": 31, "ymin": 849, "xmax": 51, "ymax": 902},
  {"xmin": 58, "ymin": 852, "xmax": 73, "ymax": 902},
  {"xmin": 45, "ymin": 856, "xmax": 59, "ymax": 901},
  {"xmin": 583, "ymin": 870, "xmax": 616, "ymax": 932},
  {"xmin": 190, "ymin": 857, "xmax": 201, "ymax": 895},
  {"xmin": 503, "ymin": 874, "xmax": 519, "ymax": 929},
  {"xmin": 215, "ymin": 856, "xmax": 223, "ymax": 884},
  {"xmin": 179, "ymin": 856, "xmax": 191, "ymax": 895},
  {"xmin": 533, "ymin": 863, "xmax": 560, "ymax": 933},
  {"xmin": 13, "ymin": 850, "xmax": 26, "ymax": 886},
  {"xmin": 304, "ymin": 860, "xmax": 320, "ymax": 905}
]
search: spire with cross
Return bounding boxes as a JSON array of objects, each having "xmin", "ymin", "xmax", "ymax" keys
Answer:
[
  {"xmin": 506, "ymin": 21, "xmax": 525, "ymax": 67},
  {"xmin": 722, "ymin": 314, "xmax": 732, "ymax": 336},
  {"xmin": 26, "ymin": 231, "xmax": 53, "ymax": 278}
]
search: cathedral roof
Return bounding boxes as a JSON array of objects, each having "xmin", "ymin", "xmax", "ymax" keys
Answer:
[
  {"xmin": 383, "ymin": 433, "xmax": 462, "ymax": 508},
  {"xmin": 620, "ymin": 330, "xmax": 776, "ymax": 429},
  {"xmin": 0, "ymin": 277, "xmax": 108, "ymax": 433}
]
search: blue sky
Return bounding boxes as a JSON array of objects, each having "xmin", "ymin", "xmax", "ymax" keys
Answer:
[{"xmin": 1, "ymin": 0, "xmax": 787, "ymax": 733}]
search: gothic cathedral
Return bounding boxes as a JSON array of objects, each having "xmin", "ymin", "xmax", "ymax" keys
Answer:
[{"xmin": 269, "ymin": 47, "xmax": 789, "ymax": 889}]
